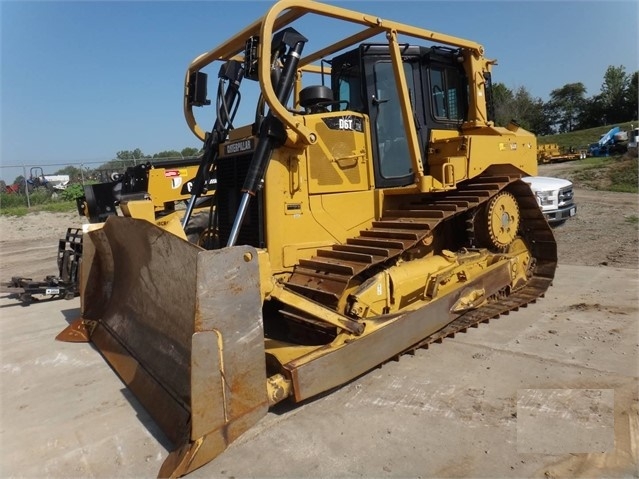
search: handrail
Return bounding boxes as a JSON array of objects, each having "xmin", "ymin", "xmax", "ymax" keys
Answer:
[{"xmin": 184, "ymin": 0, "xmax": 487, "ymax": 143}]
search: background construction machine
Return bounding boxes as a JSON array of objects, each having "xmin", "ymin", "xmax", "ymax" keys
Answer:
[
  {"xmin": 77, "ymin": 157, "xmax": 217, "ymax": 245},
  {"xmin": 3, "ymin": 228, "xmax": 82, "ymax": 304},
  {"xmin": 58, "ymin": 1, "xmax": 557, "ymax": 477},
  {"xmin": 537, "ymin": 143, "xmax": 586, "ymax": 163},
  {"xmin": 4, "ymin": 158, "xmax": 215, "ymax": 304},
  {"xmin": 588, "ymin": 126, "xmax": 629, "ymax": 157}
]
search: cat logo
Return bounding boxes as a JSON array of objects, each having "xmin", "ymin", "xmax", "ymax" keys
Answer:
[{"xmin": 223, "ymin": 138, "xmax": 255, "ymax": 157}]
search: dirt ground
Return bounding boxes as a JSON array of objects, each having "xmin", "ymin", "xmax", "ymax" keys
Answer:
[
  {"xmin": 0, "ymin": 161, "xmax": 637, "ymax": 478},
  {"xmin": 0, "ymin": 210, "xmax": 83, "ymax": 281},
  {"xmin": 537, "ymin": 161, "xmax": 638, "ymax": 269}
]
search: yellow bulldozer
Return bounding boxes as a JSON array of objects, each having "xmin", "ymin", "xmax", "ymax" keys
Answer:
[
  {"xmin": 58, "ymin": 1, "xmax": 557, "ymax": 477},
  {"xmin": 77, "ymin": 157, "xmax": 217, "ymax": 245}
]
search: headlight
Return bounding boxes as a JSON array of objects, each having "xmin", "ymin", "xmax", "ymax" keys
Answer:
[{"xmin": 535, "ymin": 190, "xmax": 555, "ymax": 206}]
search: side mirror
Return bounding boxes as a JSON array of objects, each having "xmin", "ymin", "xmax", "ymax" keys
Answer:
[{"xmin": 187, "ymin": 71, "xmax": 211, "ymax": 107}]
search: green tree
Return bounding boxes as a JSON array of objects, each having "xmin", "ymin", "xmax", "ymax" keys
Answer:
[
  {"xmin": 576, "ymin": 94, "xmax": 606, "ymax": 129},
  {"xmin": 54, "ymin": 165, "xmax": 84, "ymax": 182},
  {"xmin": 153, "ymin": 150, "xmax": 183, "ymax": 159},
  {"xmin": 626, "ymin": 71, "xmax": 638, "ymax": 120},
  {"xmin": 116, "ymin": 148, "xmax": 146, "ymax": 161},
  {"xmin": 492, "ymin": 83, "xmax": 514, "ymax": 127},
  {"xmin": 527, "ymin": 98, "xmax": 553, "ymax": 136},
  {"xmin": 491, "ymin": 83, "xmax": 551, "ymax": 134},
  {"xmin": 94, "ymin": 148, "xmax": 149, "ymax": 172},
  {"xmin": 511, "ymin": 86, "xmax": 535, "ymax": 130},
  {"xmin": 547, "ymin": 83, "xmax": 587, "ymax": 133},
  {"xmin": 600, "ymin": 65, "xmax": 630, "ymax": 124},
  {"xmin": 181, "ymin": 147, "xmax": 201, "ymax": 158}
]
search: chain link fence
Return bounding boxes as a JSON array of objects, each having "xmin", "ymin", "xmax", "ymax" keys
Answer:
[{"xmin": 0, "ymin": 159, "xmax": 150, "ymax": 209}]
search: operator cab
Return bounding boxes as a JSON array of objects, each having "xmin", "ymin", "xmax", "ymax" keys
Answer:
[{"xmin": 330, "ymin": 44, "xmax": 468, "ymax": 188}]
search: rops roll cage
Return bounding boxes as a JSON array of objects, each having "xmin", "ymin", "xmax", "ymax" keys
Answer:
[{"xmin": 180, "ymin": 0, "xmax": 493, "ymax": 238}]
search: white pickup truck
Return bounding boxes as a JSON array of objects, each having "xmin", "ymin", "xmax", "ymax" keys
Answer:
[{"xmin": 523, "ymin": 176, "xmax": 577, "ymax": 225}]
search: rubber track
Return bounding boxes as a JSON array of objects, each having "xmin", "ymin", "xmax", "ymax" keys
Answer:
[{"xmin": 285, "ymin": 174, "xmax": 558, "ymax": 341}]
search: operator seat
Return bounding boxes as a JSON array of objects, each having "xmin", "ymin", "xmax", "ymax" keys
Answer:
[{"xmin": 300, "ymin": 85, "xmax": 334, "ymax": 113}]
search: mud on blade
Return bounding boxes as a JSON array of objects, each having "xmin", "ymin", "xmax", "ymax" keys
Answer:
[{"xmin": 58, "ymin": 216, "xmax": 268, "ymax": 477}]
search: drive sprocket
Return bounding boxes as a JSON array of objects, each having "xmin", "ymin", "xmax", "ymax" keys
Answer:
[{"xmin": 474, "ymin": 190, "xmax": 520, "ymax": 250}]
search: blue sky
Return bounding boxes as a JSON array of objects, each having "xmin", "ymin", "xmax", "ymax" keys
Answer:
[{"xmin": 1, "ymin": 0, "xmax": 637, "ymax": 183}]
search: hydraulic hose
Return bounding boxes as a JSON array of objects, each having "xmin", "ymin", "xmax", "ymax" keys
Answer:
[
  {"xmin": 182, "ymin": 61, "xmax": 244, "ymax": 229},
  {"xmin": 227, "ymin": 28, "xmax": 307, "ymax": 247}
]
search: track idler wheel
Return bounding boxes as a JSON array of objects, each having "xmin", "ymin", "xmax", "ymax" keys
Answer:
[{"xmin": 474, "ymin": 191, "xmax": 520, "ymax": 251}]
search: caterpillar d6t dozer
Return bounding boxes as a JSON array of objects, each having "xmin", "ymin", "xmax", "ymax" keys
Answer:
[{"xmin": 58, "ymin": 1, "xmax": 557, "ymax": 476}]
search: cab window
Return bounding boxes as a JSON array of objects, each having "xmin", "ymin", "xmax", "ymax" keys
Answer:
[
  {"xmin": 429, "ymin": 66, "xmax": 463, "ymax": 121},
  {"xmin": 374, "ymin": 61, "xmax": 415, "ymax": 179}
]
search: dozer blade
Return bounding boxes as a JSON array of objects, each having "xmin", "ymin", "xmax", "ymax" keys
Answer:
[{"xmin": 57, "ymin": 216, "xmax": 268, "ymax": 478}]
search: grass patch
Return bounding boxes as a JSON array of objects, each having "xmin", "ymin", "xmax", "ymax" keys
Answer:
[
  {"xmin": 569, "ymin": 155, "xmax": 638, "ymax": 193},
  {"xmin": 625, "ymin": 215, "xmax": 639, "ymax": 224},
  {"xmin": 0, "ymin": 198, "xmax": 77, "ymax": 217},
  {"xmin": 537, "ymin": 124, "xmax": 638, "ymax": 193},
  {"xmin": 0, "ymin": 181, "xmax": 89, "ymax": 217},
  {"xmin": 608, "ymin": 159, "xmax": 638, "ymax": 193},
  {"xmin": 578, "ymin": 156, "xmax": 613, "ymax": 168},
  {"xmin": 539, "ymin": 121, "xmax": 637, "ymax": 150}
]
